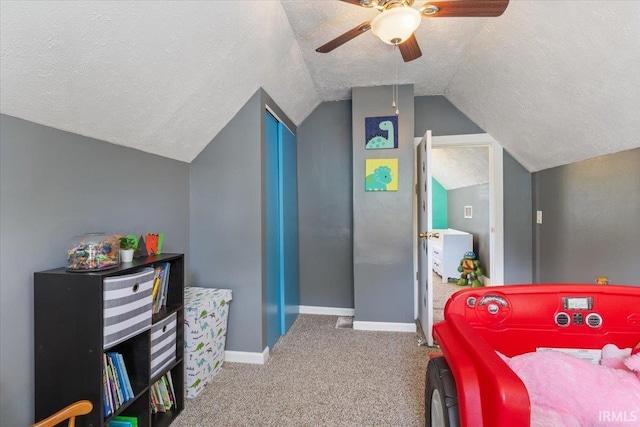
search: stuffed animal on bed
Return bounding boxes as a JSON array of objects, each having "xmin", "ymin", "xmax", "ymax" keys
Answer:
[
  {"xmin": 499, "ymin": 342, "xmax": 640, "ymax": 427},
  {"xmin": 601, "ymin": 342, "xmax": 640, "ymax": 379}
]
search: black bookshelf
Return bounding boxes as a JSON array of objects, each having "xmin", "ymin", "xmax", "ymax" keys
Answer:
[{"xmin": 34, "ymin": 253, "xmax": 184, "ymax": 427}]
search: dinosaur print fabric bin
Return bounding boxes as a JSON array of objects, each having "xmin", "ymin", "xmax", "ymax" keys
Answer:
[{"xmin": 184, "ymin": 286, "xmax": 232, "ymax": 398}]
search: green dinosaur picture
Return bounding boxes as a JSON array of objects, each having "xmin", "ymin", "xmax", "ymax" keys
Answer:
[
  {"xmin": 365, "ymin": 115, "xmax": 398, "ymax": 149},
  {"xmin": 365, "ymin": 158, "xmax": 398, "ymax": 192}
]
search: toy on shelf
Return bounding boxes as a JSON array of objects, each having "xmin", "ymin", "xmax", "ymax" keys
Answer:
[
  {"xmin": 137, "ymin": 233, "xmax": 164, "ymax": 257},
  {"xmin": 66, "ymin": 233, "xmax": 119, "ymax": 271},
  {"xmin": 457, "ymin": 251, "xmax": 483, "ymax": 287}
]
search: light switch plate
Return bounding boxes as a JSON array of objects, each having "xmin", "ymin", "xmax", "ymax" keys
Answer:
[{"xmin": 536, "ymin": 210, "xmax": 543, "ymax": 224}]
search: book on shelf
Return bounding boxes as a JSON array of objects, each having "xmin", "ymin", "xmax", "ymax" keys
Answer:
[
  {"xmin": 151, "ymin": 265, "xmax": 163, "ymax": 313},
  {"xmin": 162, "ymin": 374, "xmax": 175, "ymax": 407},
  {"xmin": 150, "ymin": 383, "xmax": 165, "ymax": 413},
  {"xmin": 151, "ymin": 262, "xmax": 171, "ymax": 313},
  {"xmin": 165, "ymin": 370, "xmax": 176, "ymax": 403},
  {"xmin": 103, "ymin": 351, "xmax": 135, "ymax": 416},
  {"xmin": 107, "ymin": 353, "xmax": 125, "ymax": 404},
  {"xmin": 150, "ymin": 372, "xmax": 175, "ymax": 413},
  {"xmin": 105, "ymin": 360, "xmax": 120, "ymax": 409},
  {"xmin": 117, "ymin": 352, "xmax": 135, "ymax": 399},
  {"xmin": 105, "ymin": 354, "xmax": 117, "ymax": 412},
  {"xmin": 157, "ymin": 376, "xmax": 171, "ymax": 411},
  {"xmin": 108, "ymin": 421, "xmax": 133, "ymax": 427},
  {"xmin": 160, "ymin": 263, "xmax": 170, "ymax": 309},
  {"xmin": 102, "ymin": 354, "xmax": 113, "ymax": 417},
  {"xmin": 109, "ymin": 352, "xmax": 129, "ymax": 402},
  {"xmin": 111, "ymin": 415, "xmax": 138, "ymax": 427}
]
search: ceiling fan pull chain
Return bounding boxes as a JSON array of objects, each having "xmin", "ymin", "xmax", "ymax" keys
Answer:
[
  {"xmin": 394, "ymin": 43, "xmax": 399, "ymax": 115},
  {"xmin": 391, "ymin": 52, "xmax": 396, "ymax": 110},
  {"xmin": 391, "ymin": 85, "xmax": 396, "ymax": 109}
]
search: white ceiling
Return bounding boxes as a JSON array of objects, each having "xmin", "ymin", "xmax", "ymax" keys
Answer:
[
  {"xmin": 432, "ymin": 146, "xmax": 489, "ymax": 190},
  {"xmin": 2, "ymin": 1, "xmax": 639, "ymax": 170}
]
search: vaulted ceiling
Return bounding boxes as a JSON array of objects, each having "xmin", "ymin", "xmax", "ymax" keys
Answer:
[{"xmin": 1, "ymin": 1, "xmax": 639, "ymax": 171}]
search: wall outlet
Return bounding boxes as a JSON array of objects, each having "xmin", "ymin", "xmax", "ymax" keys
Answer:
[{"xmin": 536, "ymin": 210, "xmax": 543, "ymax": 224}]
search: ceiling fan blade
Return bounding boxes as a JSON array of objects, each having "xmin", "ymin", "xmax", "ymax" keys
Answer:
[
  {"xmin": 399, "ymin": 34, "xmax": 422, "ymax": 62},
  {"xmin": 421, "ymin": 0, "xmax": 509, "ymax": 18},
  {"xmin": 316, "ymin": 22, "xmax": 372, "ymax": 53}
]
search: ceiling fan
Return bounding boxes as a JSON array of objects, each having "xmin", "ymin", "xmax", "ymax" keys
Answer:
[{"xmin": 316, "ymin": 0, "xmax": 509, "ymax": 62}]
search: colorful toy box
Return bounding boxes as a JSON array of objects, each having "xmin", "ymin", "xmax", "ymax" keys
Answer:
[{"xmin": 184, "ymin": 287, "xmax": 232, "ymax": 398}]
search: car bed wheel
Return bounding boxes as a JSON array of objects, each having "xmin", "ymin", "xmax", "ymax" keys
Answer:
[{"xmin": 425, "ymin": 356, "xmax": 460, "ymax": 427}]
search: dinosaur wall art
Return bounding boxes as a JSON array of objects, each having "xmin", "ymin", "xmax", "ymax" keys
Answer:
[
  {"xmin": 365, "ymin": 115, "xmax": 398, "ymax": 150},
  {"xmin": 365, "ymin": 158, "xmax": 398, "ymax": 192}
]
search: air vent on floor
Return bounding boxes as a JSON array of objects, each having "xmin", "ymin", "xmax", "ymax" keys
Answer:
[
  {"xmin": 586, "ymin": 313, "xmax": 602, "ymax": 328},
  {"xmin": 555, "ymin": 312, "xmax": 570, "ymax": 327}
]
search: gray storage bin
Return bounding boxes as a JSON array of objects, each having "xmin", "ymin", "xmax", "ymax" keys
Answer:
[
  {"xmin": 103, "ymin": 267, "xmax": 155, "ymax": 348},
  {"xmin": 150, "ymin": 312, "xmax": 177, "ymax": 379}
]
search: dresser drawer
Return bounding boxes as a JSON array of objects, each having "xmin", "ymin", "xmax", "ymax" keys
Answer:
[
  {"xmin": 150, "ymin": 312, "xmax": 177, "ymax": 379},
  {"xmin": 103, "ymin": 268, "xmax": 155, "ymax": 349},
  {"xmin": 433, "ymin": 259, "xmax": 443, "ymax": 276},
  {"xmin": 432, "ymin": 246, "xmax": 442, "ymax": 262}
]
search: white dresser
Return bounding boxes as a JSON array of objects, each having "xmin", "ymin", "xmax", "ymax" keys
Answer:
[{"xmin": 431, "ymin": 229, "xmax": 473, "ymax": 280}]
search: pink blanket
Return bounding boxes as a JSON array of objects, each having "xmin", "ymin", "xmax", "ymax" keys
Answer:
[{"xmin": 501, "ymin": 351, "xmax": 640, "ymax": 427}]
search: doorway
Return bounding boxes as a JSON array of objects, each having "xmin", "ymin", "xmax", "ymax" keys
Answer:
[
  {"xmin": 431, "ymin": 145, "xmax": 490, "ymax": 321},
  {"xmin": 265, "ymin": 109, "xmax": 300, "ymax": 350},
  {"xmin": 413, "ymin": 133, "xmax": 504, "ymax": 344}
]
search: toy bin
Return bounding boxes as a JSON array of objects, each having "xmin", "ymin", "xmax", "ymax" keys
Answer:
[
  {"xmin": 184, "ymin": 287, "xmax": 232, "ymax": 398},
  {"xmin": 67, "ymin": 232, "xmax": 120, "ymax": 271}
]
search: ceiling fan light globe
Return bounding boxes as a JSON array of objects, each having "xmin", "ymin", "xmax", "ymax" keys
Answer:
[{"xmin": 371, "ymin": 7, "xmax": 421, "ymax": 45}]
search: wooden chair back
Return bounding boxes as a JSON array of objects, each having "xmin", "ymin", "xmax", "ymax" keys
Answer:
[{"xmin": 32, "ymin": 400, "xmax": 93, "ymax": 427}]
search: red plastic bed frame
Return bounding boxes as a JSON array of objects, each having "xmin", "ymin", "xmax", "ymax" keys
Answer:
[{"xmin": 432, "ymin": 284, "xmax": 640, "ymax": 427}]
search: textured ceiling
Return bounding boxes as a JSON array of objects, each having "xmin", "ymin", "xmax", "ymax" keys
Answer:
[
  {"xmin": 0, "ymin": 1, "xmax": 320, "ymax": 162},
  {"xmin": 444, "ymin": 0, "xmax": 640, "ymax": 171},
  {"xmin": 432, "ymin": 146, "xmax": 489, "ymax": 190},
  {"xmin": 1, "ymin": 1, "xmax": 639, "ymax": 170},
  {"xmin": 281, "ymin": 0, "xmax": 489, "ymax": 100}
]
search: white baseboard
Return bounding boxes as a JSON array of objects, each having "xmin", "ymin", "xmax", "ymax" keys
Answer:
[
  {"xmin": 225, "ymin": 347, "xmax": 270, "ymax": 365},
  {"xmin": 298, "ymin": 305, "xmax": 355, "ymax": 316},
  {"xmin": 482, "ymin": 275, "xmax": 490, "ymax": 287},
  {"xmin": 352, "ymin": 321, "xmax": 416, "ymax": 332}
]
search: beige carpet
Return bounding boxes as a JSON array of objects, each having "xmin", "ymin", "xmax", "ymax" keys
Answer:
[
  {"xmin": 172, "ymin": 315, "xmax": 440, "ymax": 427},
  {"xmin": 433, "ymin": 272, "xmax": 469, "ymax": 323}
]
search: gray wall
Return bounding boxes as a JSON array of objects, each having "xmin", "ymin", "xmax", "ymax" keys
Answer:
[
  {"xmin": 352, "ymin": 85, "xmax": 415, "ymax": 323},
  {"xmin": 190, "ymin": 89, "xmax": 296, "ymax": 353},
  {"xmin": 415, "ymin": 96, "xmax": 484, "ymax": 136},
  {"xmin": 297, "ymin": 101, "xmax": 354, "ymax": 308},
  {"xmin": 0, "ymin": 114, "xmax": 190, "ymax": 427},
  {"xmin": 190, "ymin": 91, "xmax": 264, "ymax": 353},
  {"xmin": 295, "ymin": 95, "xmax": 491, "ymax": 311},
  {"xmin": 503, "ymin": 150, "xmax": 533, "ymax": 284},
  {"xmin": 448, "ymin": 184, "xmax": 491, "ymax": 277},
  {"xmin": 533, "ymin": 147, "xmax": 640, "ymax": 285}
]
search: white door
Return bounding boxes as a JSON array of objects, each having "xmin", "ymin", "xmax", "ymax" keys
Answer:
[{"xmin": 417, "ymin": 130, "xmax": 435, "ymax": 346}]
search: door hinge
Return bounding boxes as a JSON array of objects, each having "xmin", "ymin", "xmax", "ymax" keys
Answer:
[
  {"xmin": 415, "ymin": 183, "xmax": 419, "ymax": 195},
  {"xmin": 416, "ymin": 272, "xmax": 419, "ymax": 280}
]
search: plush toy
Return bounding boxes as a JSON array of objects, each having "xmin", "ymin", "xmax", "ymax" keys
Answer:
[
  {"xmin": 499, "ymin": 342, "xmax": 640, "ymax": 427},
  {"xmin": 457, "ymin": 251, "xmax": 483, "ymax": 287},
  {"xmin": 601, "ymin": 342, "xmax": 640, "ymax": 380}
]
